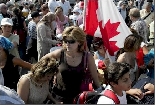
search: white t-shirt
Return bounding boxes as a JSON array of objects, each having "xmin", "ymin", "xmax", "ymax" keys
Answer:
[
  {"xmin": 48, "ymin": 0, "xmax": 59, "ymax": 13},
  {"xmin": 97, "ymin": 85, "xmax": 127, "ymax": 104},
  {"xmin": 57, "ymin": 0, "xmax": 71, "ymax": 16}
]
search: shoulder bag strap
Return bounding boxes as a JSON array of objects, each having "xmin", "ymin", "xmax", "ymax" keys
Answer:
[
  {"xmin": 142, "ymin": 12, "xmax": 152, "ymax": 20},
  {"xmin": 103, "ymin": 89, "xmax": 120, "ymax": 104},
  {"xmin": 84, "ymin": 51, "xmax": 89, "ymax": 73}
]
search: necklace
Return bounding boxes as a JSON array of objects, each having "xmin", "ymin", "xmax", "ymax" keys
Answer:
[{"xmin": 31, "ymin": 79, "xmax": 43, "ymax": 88}]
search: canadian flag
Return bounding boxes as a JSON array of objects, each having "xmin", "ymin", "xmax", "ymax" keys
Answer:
[{"xmin": 84, "ymin": 0, "xmax": 132, "ymax": 62}]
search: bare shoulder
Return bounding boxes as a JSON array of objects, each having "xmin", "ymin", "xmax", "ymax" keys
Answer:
[
  {"xmin": 18, "ymin": 74, "xmax": 30, "ymax": 85},
  {"xmin": 117, "ymin": 53, "xmax": 126, "ymax": 63}
]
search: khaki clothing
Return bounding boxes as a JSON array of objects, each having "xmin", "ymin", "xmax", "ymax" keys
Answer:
[{"xmin": 140, "ymin": 9, "xmax": 154, "ymax": 26}]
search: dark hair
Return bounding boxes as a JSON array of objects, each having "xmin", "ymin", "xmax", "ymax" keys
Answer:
[
  {"xmin": 29, "ymin": 4, "xmax": 34, "ymax": 10},
  {"xmin": 104, "ymin": 62, "xmax": 131, "ymax": 85},
  {"xmin": 115, "ymin": 48, "xmax": 125, "ymax": 61},
  {"xmin": 41, "ymin": 3, "xmax": 48, "ymax": 11},
  {"xmin": 92, "ymin": 37, "xmax": 104, "ymax": 51}
]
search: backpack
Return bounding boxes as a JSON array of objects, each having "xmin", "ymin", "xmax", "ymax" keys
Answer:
[{"xmin": 73, "ymin": 88, "xmax": 120, "ymax": 104}]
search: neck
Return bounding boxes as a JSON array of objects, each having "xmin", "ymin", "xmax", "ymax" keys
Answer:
[
  {"xmin": 66, "ymin": 50, "xmax": 80, "ymax": 58},
  {"xmin": 2, "ymin": 33, "xmax": 10, "ymax": 38},
  {"xmin": 111, "ymin": 86, "xmax": 123, "ymax": 96}
]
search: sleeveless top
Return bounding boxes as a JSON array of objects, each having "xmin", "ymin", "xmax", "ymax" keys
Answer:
[
  {"xmin": 53, "ymin": 50, "xmax": 85, "ymax": 98},
  {"xmin": 19, "ymin": 73, "xmax": 49, "ymax": 104},
  {"xmin": 2, "ymin": 54, "xmax": 20, "ymax": 90}
]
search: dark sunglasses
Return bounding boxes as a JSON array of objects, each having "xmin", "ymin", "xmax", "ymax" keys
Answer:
[{"xmin": 63, "ymin": 39, "xmax": 76, "ymax": 44}]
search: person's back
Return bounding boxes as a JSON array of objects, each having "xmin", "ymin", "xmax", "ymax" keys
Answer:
[{"xmin": 97, "ymin": 62, "xmax": 132, "ymax": 104}]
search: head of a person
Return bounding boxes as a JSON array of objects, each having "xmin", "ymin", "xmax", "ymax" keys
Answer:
[
  {"xmin": 31, "ymin": 57, "xmax": 59, "ymax": 82},
  {"xmin": 129, "ymin": 0, "xmax": 134, "ymax": 6},
  {"xmin": 92, "ymin": 37, "xmax": 106, "ymax": 54},
  {"xmin": 0, "ymin": 3, "xmax": 7, "ymax": 14},
  {"xmin": 55, "ymin": 6, "xmax": 63, "ymax": 16},
  {"xmin": 29, "ymin": 4, "xmax": 35, "ymax": 12},
  {"xmin": 23, "ymin": 2, "xmax": 29, "ymax": 8},
  {"xmin": 123, "ymin": 32, "xmax": 143, "ymax": 52},
  {"xmin": 40, "ymin": 12, "xmax": 56, "ymax": 25},
  {"xmin": 41, "ymin": 3, "xmax": 49, "ymax": 16},
  {"xmin": 6, "ymin": 3, "xmax": 14, "ymax": 11},
  {"xmin": 31, "ymin": 11, "xmax": 41, "ymax": 23},
  {"xmin": 0, "ymin": 35, "xmax": 13, "ymax": 57},
  {"xmin": 121, "ymin": 1, "xmax": 128, "ymax": 9},
  {"xmin": 129, "ymin": 8, "xmax": 140, "ymax": 21},
  {"xmin": 145, "ymin": 2, "xmax": 152, "ymax": 12},
  {"xmin": 12, "ymin": 7, "xmax": 21, "ymax": 16},
  {"xmin": 62, "ymin": 26, "xmax": 86, "ymax": 52},
  {"xmin": 72, "ymin": 7, "xmax": 81, "ymax": 16},
  {"xmin": 1, "ymin": 18, "xmax": 13, "ymax": 35},
  {"xmin": 104, "ymin": 62, "xmax": 132, "ymax": 91}
]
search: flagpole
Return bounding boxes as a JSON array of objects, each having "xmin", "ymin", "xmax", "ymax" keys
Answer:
[{"xmin": 83, "ymin": 0, "xmax": 87, "ymax": 31}]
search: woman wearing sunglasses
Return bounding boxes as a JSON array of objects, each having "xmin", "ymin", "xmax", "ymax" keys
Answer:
[
  {"xmin": 41, "ymin": 26, "xmax": 100, "ymax": 104},
  {"xmin": 17, "ymin": 57, "xmax": 59, "ymax": 104}
]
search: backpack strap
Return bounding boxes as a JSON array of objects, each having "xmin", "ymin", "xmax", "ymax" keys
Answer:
[{"xmin": 103, "ymin": 89, "xmax": 120, "ymax": 104}]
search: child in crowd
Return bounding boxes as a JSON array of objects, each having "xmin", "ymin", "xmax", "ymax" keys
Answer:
[{"xmin": 97, "ymin": 62, "xmax": 132, "ymax": 104}]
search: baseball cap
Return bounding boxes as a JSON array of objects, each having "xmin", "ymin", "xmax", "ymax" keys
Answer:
[
  {"xmin": 1, "ymin": 18, "xmax": 13, "ymax": 26},
  {"xmin": 31, "ymin": 11, "xmax": 41, "ymax": 18}
]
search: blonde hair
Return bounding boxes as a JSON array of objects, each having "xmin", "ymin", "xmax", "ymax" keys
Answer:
[
  {"xmin": 30, "ymin": 57, "xmax": 59, "ymax": 80},
  {"xmin": 39, "ymin": 12, "xmax": 56, "ymax": 25},
  {"xmin": 129, "ymin": 8, "xmax": 140, "ymax": 18},
  {"xmin": 62, "ymin": 26, "xmax": 86, "ymax": 52}
]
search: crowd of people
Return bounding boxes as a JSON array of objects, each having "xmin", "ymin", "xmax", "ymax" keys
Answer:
[{"xmin": 0, "ymin": 0, "xmax": 154, "ymax": 104}]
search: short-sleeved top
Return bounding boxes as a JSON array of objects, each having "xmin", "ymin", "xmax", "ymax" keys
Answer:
[
  {"xmin": 28, "ymin": 20, "xmax": 37, "ymax": 39},
  {"xmin": 94, "ymin": 51, "xmax": 105, "ymax": 61},
  {"xmin": 53, "ymin": 50, "xmax": 85, "ymax": 99},
  {"xmin": 18, "ymin": 73, "xmax": 49, "ymax": 104},
  {"xmin": 2, "ymin": 54, "xmax": 20, "ymax": 90},
  {"xmin": 8, "ymin": 34, "xmax": 20, "ymax": 58},
  {"xmin": 97, "ymin": 85, "xmax": 127, "ymax": 104}
]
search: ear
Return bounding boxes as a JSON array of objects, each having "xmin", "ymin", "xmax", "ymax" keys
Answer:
[{"xmin": 109, "ymin": 81, "xmax": 117, "ymax": 87}]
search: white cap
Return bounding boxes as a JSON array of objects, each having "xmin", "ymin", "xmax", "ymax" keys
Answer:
[
  {"xmin": 72, "ymin": 7, "xmax": 82, "ymax": 14},
  {"xmin": 56, "ymin": 34, "xmax": 63, "ymax": 40},
  {"xmin": 1, "ymin": 18, "xmax": 13, "ymax": 26}
]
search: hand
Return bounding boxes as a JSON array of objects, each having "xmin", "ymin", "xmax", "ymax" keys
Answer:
[
  {"xmin": 147, "ymin": 59, "xmax": 154, "ymax": 69},
  {"xmin": 55, "ymin": 101, "xmax": 63, "ymax": 104},
  {"xmin": 144, "ymin": 83, "xmax": 154, "ymax": 95},
  {"xmin": 127, "ymin": 89, "xmax": 144, "ymax": 100}
]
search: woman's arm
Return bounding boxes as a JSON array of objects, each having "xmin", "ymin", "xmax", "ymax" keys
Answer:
[
  {"xmin": 17, "ymin": 77, "xmax": 30, "ymax": 104},
  {"xmin": 47, "ymin": 92, "xmax": 63, "ymax": 104},
  {"xmin": 40, "ymin": 49, "xmax": 62, "ymax": 61},
  {"xmin": 13, "ymin": 58, "xmax": 32, "ymax": 70},
  {"xmin": 87, "ymin": 52, "xmax": 100, "ymax": 89}
]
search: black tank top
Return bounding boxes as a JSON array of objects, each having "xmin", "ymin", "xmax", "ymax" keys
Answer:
[
  {"xmin": 53, "ymin": 50, "xmax": 85, "ymax": 98},
  {"xmin": 2, "ymin": 54, "xmax": 20, "ymax": 90}
]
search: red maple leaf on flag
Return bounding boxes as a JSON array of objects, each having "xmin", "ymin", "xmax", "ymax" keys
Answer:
[{"xmin": 99, "ymin": 19, "xmax": 120, "ymax": 56}]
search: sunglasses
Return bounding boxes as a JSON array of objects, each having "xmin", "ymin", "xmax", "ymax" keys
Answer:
[{"xmin": 63, "ymin": 39, "xmax": 76, "ymax": 44}]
